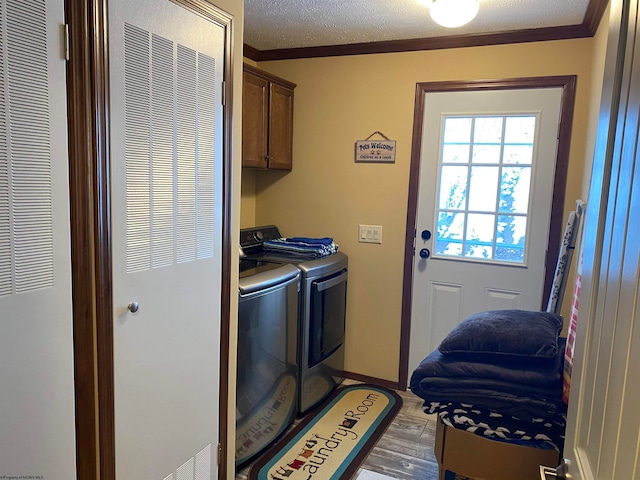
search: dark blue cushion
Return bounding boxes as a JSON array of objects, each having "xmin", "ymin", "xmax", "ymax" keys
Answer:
[{"xmin": 438, "ymin": 309, "xmax": 563, "ymax": 363}]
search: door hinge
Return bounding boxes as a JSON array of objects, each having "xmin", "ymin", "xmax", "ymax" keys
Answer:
[
  {"xmin": 63, "ymin": 24, "xmax": 70, "ymax": 61},
  {"xmin": 217, "ymin": 443, "xmax": 222, "ymax": 465},
  {"xmin": 221, "ymin": 81, "xmax": 226, "ymax": 106}
]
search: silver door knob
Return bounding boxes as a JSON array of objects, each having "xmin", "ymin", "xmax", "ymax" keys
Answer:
[{"xmin": 127, "ymin": 301, "xmax": 140, "ymax": 313}]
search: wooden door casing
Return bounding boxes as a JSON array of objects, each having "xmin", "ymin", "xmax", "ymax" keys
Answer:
[
  {"xmin": 66, "ymin": 0, "xmax": 234, "ymax": 478},
  {"xmin": 399, "ymin": 76, "xmax": 577, "ymax": 388}
]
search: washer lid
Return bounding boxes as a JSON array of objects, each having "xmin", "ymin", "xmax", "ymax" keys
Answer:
[{"xmin": 238, "ymin": 263, "xmax": 300, "ymax": 295}]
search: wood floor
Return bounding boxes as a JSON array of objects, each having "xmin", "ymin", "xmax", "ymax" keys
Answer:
[
  {"xmin": 235, "ymin": 386, "xmax": 440, "ymax": 480},
  {"xmin": 355, "ymin": 389, "xmax": 440, "ymax": 480}
]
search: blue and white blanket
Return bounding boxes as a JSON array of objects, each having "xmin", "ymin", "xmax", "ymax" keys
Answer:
[{"xmin": 263, "ymin": 237, "xmax": 339, "ymax": 258}]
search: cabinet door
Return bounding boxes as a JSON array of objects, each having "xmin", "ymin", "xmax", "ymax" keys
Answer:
[
  {"xmin": 268, "ymin": 83, "xmax": 294, "ymax": 170},
  {"xmin": 242, "ymin": 71, "xmax": 269, "ymax": 168}
]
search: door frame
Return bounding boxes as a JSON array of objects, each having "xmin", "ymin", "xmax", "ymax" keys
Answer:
[
  {"xmin": 398, "ymin": 76, "xmax": 577, "ymax": 388},
  {"xmin": 66, "ymin": 1, "xmax": 235, "ymax": 478}
]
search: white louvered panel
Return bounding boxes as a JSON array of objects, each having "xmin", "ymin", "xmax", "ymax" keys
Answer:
[
  {"xmin": 151, "ymin": 34, "xmax": 175, "ymax": 268},
  {"xmin": 0, "ymin": 3, "xmax": 10, "ymax": 297},
  {"xmin": 196, "ymin": 53, "xmax": 215, "ymax": 260},
  {"xmin": 7, "ymin": 0, "xmax": 53, "ymax": 293},
  {"xmin": 176, "ymin": 45, "xmax": 197, "ymax": 264},
  {"xmin": 176, "ymin": 457, "xmax": 194, "ymax": 480},
  {"xmin": 124, "ymin": 23, "xmax": 151, "ymax": 273},
  {"xmin": 194, "ymin": 444, "xmax": 211, "ymax": 480}
]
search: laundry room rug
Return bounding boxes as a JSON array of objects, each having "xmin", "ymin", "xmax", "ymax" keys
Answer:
[{"xmin": 248, "ymin": 384, "xmax": 402, "ymax": 480}]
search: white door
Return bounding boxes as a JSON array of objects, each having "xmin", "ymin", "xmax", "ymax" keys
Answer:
[
  {"xmin": 0, "ymin": 0, "xmax": 77, "ymax": 477},
  {"xmin": 109, "ymin": 0, "xmax": 225, "ymax": 478},
  {"xmin": 408, "ymin": 87, "xmax": 563, "ymax": 375},
  {"xmin": 562, "ymin": 0, "xmax": 640, "ymax": 478}
]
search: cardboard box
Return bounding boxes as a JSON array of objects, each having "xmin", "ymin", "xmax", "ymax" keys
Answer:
[{"xmin": 435, "ymin": 418, "xmax": 560, "ymax": 480}]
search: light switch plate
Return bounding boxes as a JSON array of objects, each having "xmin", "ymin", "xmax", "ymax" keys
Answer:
[{"xmin": 359, "ymin": 224, "xmax": 382, "ymax": 244}]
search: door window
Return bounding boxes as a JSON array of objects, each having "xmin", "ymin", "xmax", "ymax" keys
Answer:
[{"xmin": 435, "ymin": 114, "xmax": 536, "ymax": 264}]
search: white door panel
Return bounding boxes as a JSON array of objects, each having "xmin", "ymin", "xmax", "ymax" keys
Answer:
[
  {"xmin": 563, "ymin": 1, "xmax": 640, "ymax": 478},
  {"xmin": 409, "ymin": 87, "xmax": 563, "ymax": 375},
  {"xmin": 109, "ymin": 0, "xmax": 224, "ymax": 477},
  {"xmin": 0, "ymin": 0, "xmax": 76, "ymax": 477}
]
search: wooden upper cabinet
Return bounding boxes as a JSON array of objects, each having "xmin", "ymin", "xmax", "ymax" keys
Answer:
[{"xmin": 242, "ymin": 64, "xmax": 296, "ymax": 170}]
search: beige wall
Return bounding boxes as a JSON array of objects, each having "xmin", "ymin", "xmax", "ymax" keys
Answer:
[
  {"xmin": 240, "ymin": 169, "xmax": 257, "ymax": 228},
  {"xmin": 583, "ymin": 4, "xmax": 611, "ymax": 198},
  {"xmin": 244, "ymin": 38, "xmax": 601, "ymax": 384}
]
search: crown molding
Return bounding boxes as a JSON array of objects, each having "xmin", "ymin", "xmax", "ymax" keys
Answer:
[{"xmin": 243, "ymin": 0, "xmax": 608, "ymax": 62}]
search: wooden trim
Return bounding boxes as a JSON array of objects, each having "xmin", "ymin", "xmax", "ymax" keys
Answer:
[
  {"xmin": 397, "ymin": 83, "xmax": 428, "ymax": 392},
  {"xmin": 66, "ymin": 0, "xmax": 114, "ymax": 478},
  {"xmin": 242, "ymin": 0, "xmax": 607, "ymax": 61},
  {"xmin": 170, "ymin": 2, "xmax": 235, "ymax": 478},
  {"xmin": 68, "ymin": 0, "xmax": 235, "ymax": 478},
  {"xmin": 343, "ymin": 371, "xmax": 401, "ymax": 391},
  {"xmin": 243, "ymin": 43, "xmax": 261, "ymax": 62},
  {"xmin": 583, "ymin": 0, "xmax": 610, "ymax": 35},
  {"xmin": 243, "ymin": 62, "xmax": 297, "ymax": 89},
  {"xmin": 543, "ymin": 76, "xmax": 578, "ymax": 309},
  {"xmin": 252, "ymin": 24, "xmax": 591, "ymax": 61},
  {"xmin": 397, "ymin": 76, "xmax": 577, "ymax": 389}
]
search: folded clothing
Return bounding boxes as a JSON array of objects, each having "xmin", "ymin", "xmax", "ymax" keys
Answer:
[
  {"xmin": 263, "ymin": 237, "xmax": 339, "ymax": 258},
  {"xmin": 286, "ymin": 237, "xmax": 334, "ymax": 246},
  {"xmin": 412, "ymin": 384, "xmax": 566, "ymax": 421},
  {"xmin": 426, "ymin": 401, "xmax": 566, "ymax": 452},
  {"xmin": 411, "ymin": 338, "xmax": 566, "ymax": 388},
  {"xmin": 410, "ymin": 338, "xmax": 566, "ymax": 421}
]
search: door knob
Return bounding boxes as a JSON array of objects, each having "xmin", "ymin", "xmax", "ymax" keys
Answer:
[
  {"xmin": 421, "ymin": 230, "xmax": 432, "ymax": 240},
  {"xmin": 127, "ymin": 301, "xmax": 140, "ymax": 313},
  {"xmin": 419, "ymin": 248, "xmax": 430, "ymax": 259}
]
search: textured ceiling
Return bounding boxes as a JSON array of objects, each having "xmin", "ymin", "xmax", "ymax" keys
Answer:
[{"xmin": 244, "ymin": 0, "xmax": 592, "ymax": 51}]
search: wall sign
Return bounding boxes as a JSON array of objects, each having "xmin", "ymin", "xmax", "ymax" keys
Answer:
[{"xmin": 355, "ymin": 131, "xmax": 396, "ymax": 163}]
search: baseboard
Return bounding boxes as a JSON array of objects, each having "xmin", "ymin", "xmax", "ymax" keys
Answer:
[{"xmin": 343, "ymin": 371, "xmax": 400, "ymax": 391}]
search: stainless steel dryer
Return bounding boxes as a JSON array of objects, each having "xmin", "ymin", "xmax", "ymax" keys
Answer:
[{"xmin": 240, "ymin": 226, "xmax": 348, "ymax": 414}]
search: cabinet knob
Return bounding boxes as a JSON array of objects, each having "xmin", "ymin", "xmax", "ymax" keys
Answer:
[{"xmin": 265, "ymin": 155, "xmax": 270, "ymax": 161}]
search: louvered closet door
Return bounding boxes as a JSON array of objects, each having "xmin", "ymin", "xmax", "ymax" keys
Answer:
[
  {"xmin": 109, "ymin": 0, "xmax": 225, "ymax": 478},
  {"xmin": 0, "ymin": 0, "xmax": 76, "ymax": 477}
]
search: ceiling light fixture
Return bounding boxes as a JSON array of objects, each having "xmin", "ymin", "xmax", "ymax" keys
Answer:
[{"xmin": 429, "ymin": 0, "xmax": 479, "ymax": 28}]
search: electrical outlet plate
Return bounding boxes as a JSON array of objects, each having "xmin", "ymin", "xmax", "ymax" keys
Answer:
[{"xmin": 359, "ymin": 224, "xmax": 382, "ymax": 244}]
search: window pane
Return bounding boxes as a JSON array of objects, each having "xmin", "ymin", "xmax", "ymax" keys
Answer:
[
  {"xmin": 442, "ymin": 144, "xmax": 470, "ymax": 164},
  {"xmin": 499, "ymin": 167, "xmax": 531, "ymax": 214},
  {"xmin": 496, "ymin": 215, "xmax": 526, "ymax": 263},
  {"xmin": 443, "ymin": 117, "xmax": 472, "ymax": 143},
  {"xmin": 466, "ymin": 213, "xmax": 495, "ymax": 242},
  {"xmin": 434, "ymin": 114, "xmax": 533, "ymax": 265},
  {"xmin": 436, "ymin": 212, "xmax": 464, "ymax": 257},
  {"xmin": 468, "ymin": 166, "xmax": 498, "ymax": 212},
  {"xmin": 436, "ymin": 239, "xmax": 463, "ymax": 257},
  {"xmin": 465, "ymin": 213, "xmax": 495, "ymax": 259},
  {"xmin": 504, "ymin": 116, "xmax": 536, "ymax": 143},
  {"xmin": 473, "ymin": 117, "xmax": 503, "ymax": 143},
  {"xmin": 472, "ymin": 144, "xmax": 501, "ymax": 164},
  {"xmin": 464, "ymin": 243, "xmax": 492, "ymax": 259},
  {"xmin": 439, "ymin": 166, "xmax": 468, "ymax": 210},
  {"xmin": 503, "ymin": 145, "xmax": 533, "ymax": 164}
]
